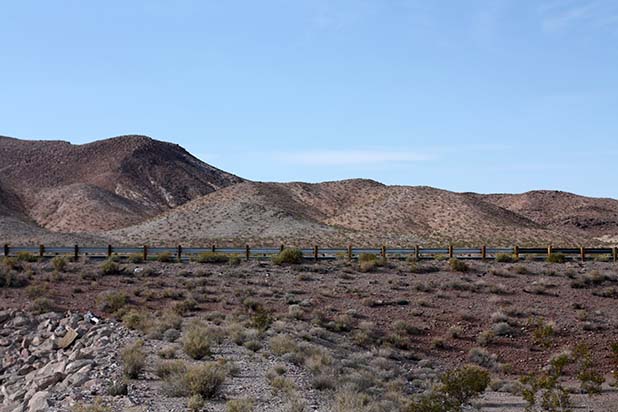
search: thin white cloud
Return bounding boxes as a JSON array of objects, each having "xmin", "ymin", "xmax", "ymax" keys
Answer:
[
  {"xmin": 273, "ymin": 149, "xmax": 433, "ymax": 166},
  {"xmin": 539, "ymin": 0, "xmax": 618, "ymax": 32}
]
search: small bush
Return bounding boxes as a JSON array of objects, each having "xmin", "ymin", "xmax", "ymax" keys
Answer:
[
  {"xmin": 410, "ymin": 263, "xmax": 439, "ymax": 274},
  {"xmin": 359, "ymin": 260, "xmax": 377, "ymax": 273},
  {"xmin": 495, "ymin": 253, "xmax": 517, "ymax": 263},
  {"xmin": 188, "ymin": 394, "xmax": 205, "ymax": 412},
  {"xmin": 183, "ymin": 325, "xmax": 212, "ymax": 360},
  {"xmin": 100, "ymin": 259, "xmax": 123, "ymax": 276},
  {"xmin": 157, "ymin": 252, "xmax": 174, "ymax": 263},
  {"xmin": 272, "ymin": 248, "xmax": 304, "ymax": 265},
  {"xmin": 530, "ymin": 318, "xmax": 555, "ymax": 348},
  {"xmin": 194, "ymin": 252, "xmax": 229, "ymax": 264},
  {"xmin": 546, "ymin": 253, "xmax": 566, "ymax": 264},
  {"xmin": 449, "ymin": 258, "xmax": 469, "ymax": 273},
  {"xmin": 52, "ymin": 256, "xmax": 67, "ymax": 272},
  {"xmin": 226, "ymin": 398, "xmax": 255, "ymax": 412},
  {"xmin": 359, "ymin": 253, "xmax": 378, "ymax": 263},
  {"xmin": 156, "ymin": 360, "xmax": 187, "ymax": 379},
  {"xmin": 128, "ymin": 253, "xmax": 144, "ymax": 264},
  {"xmin": 121, "ymin": 341, "xmax": 146, "ymax": 379},
  {"xmin": 270, "ymin": 334, "xmax": 299, "ymax": 356},
  {"xmin": 185, "ymin": 363, "xmax": 227, "ymax": 398},
  {"xmin": 30, "ymin": 297, "xmax": 58, "ymax": 314},
  {"xmin": 16, "ymin": 251, "xmax": 39, "ymax": 262},
  {"xmin": 228, "ymin": 255, "xmax": 242, "ymax": 266},
  {"xmin": 97, "ymin": 291, "xmax": 128, "ymax": 313},
  {"xmin": 0, "ymin": 271, "xmax": 29, "ymax": 288}
]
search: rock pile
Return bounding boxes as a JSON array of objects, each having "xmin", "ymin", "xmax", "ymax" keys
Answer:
[{"xmin": 0, "ymin": 309, "xmax": 129, "ymax": 412}]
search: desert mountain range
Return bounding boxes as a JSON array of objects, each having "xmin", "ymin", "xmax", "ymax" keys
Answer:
[{"xmin": 1, "ymin": 134, "xmax": 617, "ymax": 247}]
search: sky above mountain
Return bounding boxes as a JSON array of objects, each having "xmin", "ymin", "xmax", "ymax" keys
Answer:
[{"xmin": 1, "ymin": 1, "xmax": 617, "ymax": 197}]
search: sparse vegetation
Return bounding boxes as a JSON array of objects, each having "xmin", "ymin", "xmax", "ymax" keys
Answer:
[
  {"xmin": 272, "ymin": 248, "xmax": 304, "ymax": 265},
  {"xmin": 121, "ymin": 341, "xmax": 146, "ymax": 379},
  {"xmin": 448, "ymin": 258, "xmax": 469, "ymax": 272}
]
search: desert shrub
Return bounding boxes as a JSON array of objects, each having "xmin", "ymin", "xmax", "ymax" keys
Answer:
[
  {"xmin": 173, "ymin": 298, "xmax": 198, "ymax": 316},
  {"xmin": 520, "ymin": 354, "xmax": 572, "ymax": 412},
  {"xmin": 530, "ymin": 318, "xmax": 555, "ymax": 349},
  {"xmin": 270, "ymin": 334, "xmax": 299, "ymax": 356},
  {"xmin": 513, "ymin": 265, "xmax": 531, "ymax": 275},
  {"xmin": 194, "ymin": 252, "xmax": 229, "ymax": 264},
  {"xmin": 0, "ymin": 271, "xmax": 29, "ymax": 288},
  {"xmin": 359, "ymin": 253, "xmax": 378, "ymax": 263},
  {"xmin": 16, "ymin": 251, "xmax": 38, "ymax": 262},
  {"xmin": 359, "ymin": 260, "xmax": 377, "ymax": 273},
  {"xmin": 492, "ymin": 322, "xmax": 514, "ymax": 336},
  {"xmin": 155, "ymin": 360, "xmax": 187, "ymax": 379},
  {"xmin": 128, "ymin": 253, "xmax": 144, "ymax": 264},
  {"xmin": 97, "ymin": 291, "xmax": 128, "ymax": 313},
  {"xmin": 30, "ymin": 297, "xmax": 58, "ymax": 314},
  {"xmin": 52, "ymin": 256, "xmax": 67, "ymax": 272},
  {"xmin": 185, "ymin": 363, "xmax": 227, "ymax": 398},
  {"xmin": 183, "ymin": 324, "xmax": 212, "ymax": 360},
  {"xmin": 228, "ymin": 255, "xmax": 242, "ymax": 266},
  {"xmin": 107, "ymin": 380, "xmax": 128, "ymax": 396},
  {"xmin": 121, "ymin": 341, "xmax": 146, "ymax": 379},
  {"xmin": 1, "ymin": 257, "xmax": 20, "ymax": 271},
  {"xmin": 273, "ymin": 248, "xmax": 304, "ymax": 265},
  {"xmin": 476, "ymin": 330, "xmax": 495, "ymax": 346},
  {"xmin": 449, "ymin": 258, "xmax": 469, "ymax": 273},
  {"xmin": 226, "ymin": 398, "xmax": 255, "ymax": 412},
  {"xmin": 593, "ymin": 254, "xmax": 611, "ymax": 262},
  {"xmin": 157, "ymin": 252, "xmax": 174, "ymax": 263},
  {"xmin": 407, "ymin": 365, "xmax": 490, "ymax": 412},
  {"xmin": 546, "ymin": 253, "xmax": 566, "ymax": 264},
  {"xmin": 188, "ymin": 394, "xmax": 205, "ymax": 412},
  {"xmin": 468, "ymin": 347, "xmax": 497, "ymax": 369},
  {"xmin": 122, "ymin": 309, "xmax": 148, "ymax": 331},
  {"xmin": 573, "ymin": 344, "xmax": 604, "ymax": 394},
  {"xmin": 410, "ymin": 263, "xmax": 439, "ymax": 274},
  {"xmin": 495, "ymin": 253, "xmax": 517, "ymax": 263},
  {"xmin": 100, "ymin": 259, "xmax": 123, "ymax": 276},
  {"xmin": 72, "ymin": 399, "xmax": 111, "ymax": 412}
]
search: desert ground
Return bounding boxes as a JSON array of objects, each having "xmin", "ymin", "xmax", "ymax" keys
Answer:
[{"xmin": 2, "ymin": 251, "xmax": 618, "ymax": 412}]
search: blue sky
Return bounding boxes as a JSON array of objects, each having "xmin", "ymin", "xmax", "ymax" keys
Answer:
[{"xmin": 1, "ymin": 1, "xmax": 617, "ymax": 197}]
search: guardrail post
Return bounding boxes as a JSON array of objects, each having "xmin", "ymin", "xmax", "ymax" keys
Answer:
[
  {"xmin": 143, "ymin": 245, "xmax": 148, "ymax": 261},
  {"xmin": 481, "ymin": 245, "xmax": 486, "ymax": 261},
  {"xmin": 514, "ymin": 245, "xmax": 519, "ymax": 260},
  {"xmin": 580, "ymin": 246, "xmax": 585, "ymax": 262},
  {"xmin": 245, "ymin": 245, "xmax": 250, "ymax": 261},
  {"xmin": 39, "ymin": 244, "xmax": 45, "ymax": 258},
  {"xmin": 613, "ymin": 247, "xmax": 617, "ymax": 263},
  {"xmin": 381, "ymin": 245, "xmax": 386, "ymax": 259},
  {"xmin": 313, "ymin": 245, "xmax": 318, "ymax": 261},
  {"xmin": 211, "ymin": 244, "xmax": 216, "ymax": 253},
  {"xmin": 3, "ymin": 244, "xmax": 8, "ymax": 257},
  {"xmin": 177, "ymin": 245, "xmax": 182, "ymax": 262},
  {"xmin": 74, "ymin": 245, "xmax": 79, "ymax": 261},
  {"xmin": 280, "ymin": 244, "xmax": 284, "ymax": 252},
  {"xmin": 448, "ymin": 245, "xmax": 453, "ymax": 259},
  {"xmin": 547, "ymin": 244, "xmax": 552, "ymax": 258},
  {"xmin": 107, "ymin": 244, "xmax": 112, "ymax": 258},
  {"xmin": 415, "ymin": 245, "xmax": 420, "ymax": 261},
  {"xmin": 347, "ymin": 245, "xmax": 352, "ymax": 260}
]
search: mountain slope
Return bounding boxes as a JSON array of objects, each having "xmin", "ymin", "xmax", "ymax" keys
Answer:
[
  {"xmin": 108, "ymin": 180, "xmax": 583, "ymax": 246},
  {"xmin": 0, "ymin": 135, "xmax": 243, "ymax": 232}
]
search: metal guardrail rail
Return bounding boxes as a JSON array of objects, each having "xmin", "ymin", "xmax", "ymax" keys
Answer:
[{"xmin": 2, "ymin": 243, "xmax": 617, "ymax": 262}]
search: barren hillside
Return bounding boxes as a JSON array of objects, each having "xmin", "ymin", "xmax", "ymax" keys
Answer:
[{"xmin": 0, "ymin": 135, "xmax": 243, "ymax": 233}]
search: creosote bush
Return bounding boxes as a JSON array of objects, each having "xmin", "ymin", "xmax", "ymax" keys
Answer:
[
  {"xmin": 546, "ymin": 253, "xmax": 566, "ymax": 264},
  {"xmin": 495, "ymin": 253, "xmax": 517, "ymax": 263},
  {"xmin": 194, "ymin": 252, "xmax": 229, "ymax": 264},
  {"xmin": 128, "ymin": 253, "xmax": 144, "ymax": 264},
  {"xmin": 100, "ymin": 259, "xmax": 123, "ymax": 276},
  {"xmin": 121, "ymin": 341, "xmax": 146, "ymax": 379},
  {"xmin": 226, "ymin": 398, "xmax": 255, "ymax": 412},
  {"xmin": 185, "ymin": 363, "xmax": 227, "ymax": 399},
  {"xmin": 157, "ymin": 252, "xmax": 174, "ymax": 263},
  {"xmin": 448, "ymin": 258, "xmax": 469, "ymax": 273},
  {"xmin": 272, "ymin": 248, "xmax": 304, "ymax": 265},
  {"xmin": 52, "ymin": 256, "xmax": 67, "ymax": 272},
  {"xmin": 183, "ymin": 324, "xmax": 212, "ymax": 360},
  {"xmin": 16, "ymin": 251, "xmax": 38, "ymax": 262}
]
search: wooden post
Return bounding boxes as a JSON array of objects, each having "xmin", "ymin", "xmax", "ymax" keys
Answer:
[
  {"xmin": 3, "ymin": 244, "xmax": 8, "ymax": 257},
  {"xmin": 514, "ymin": 245, "xmax": 519, "ymax": 260},
  {"xmin": 245, "ymin": 245, "xmax": 250, "ymax": 261},
  {"xmin": 580, "ymin": 246, "xmax": 585, "ymax": 262},
  {"xmin": 481, "ymin": 245, "xmax": 486, "ymax": 261},
  {"xmin": 347, "ymin": 245, "xmax": 352, "ymax": 260},
  {"xmin": 381, "ymin": 245, "xmax": 386, "ymax": 259},
  {"xmin": 415, "ymin": 245, "xmax": 420, "ymax": 261},
  {"xmin": 177, "ymin": 245, "xmax": 182, "ymax": 262},
  {"xmin": 39, "ymin": 244, "xmax": 45, "ymax": 258},
  {"xmin": 211, "ymin": 244, "xmax": 216, "ymax": 253},
  {"xmin": 74, "ymin": 245, "xmax": 79, "ymax": 261},
  {"xmin": 107, "ymin": 244, "xmax": 112, "ymax": 258},
  {"xmin": 548, "ymin": 244, "xmax": 552, "ymax": 258},
  {"xmin": 613, "ymin": 247, "xmax": 617, "ymax": 263},
  {"xmin": 143, "ymin": 245, "xmax": 148, "ymax": 261},
  {"xmin": 280, "ymin": 244, "xmax": 285, "ymax": 252},
  {"xmin": 448, "ymin": 245, "xmax": 453, "ymax": 259},
  {"xmin": 313, "ymin": 245, "xmax": 318, "ymax": 261}
]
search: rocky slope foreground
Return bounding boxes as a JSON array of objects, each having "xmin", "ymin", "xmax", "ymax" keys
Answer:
[{"xmin": 0, "ymin": 135, "xmax": 242, "ymax": 234}]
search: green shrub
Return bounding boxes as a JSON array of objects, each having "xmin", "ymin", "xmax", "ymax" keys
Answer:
[
  {"xmin": 194, "ymin": 252, "xmax": 229, "ymax": 264},
  {"xmin": 157, "ymin": 252, "xmax": 174, "ymax": 263},
  {"xmin": 16, "ymin": 251, "xmax": 38, "ymax": 262},
  {"xmin": 183, "ymin": 325, "xmax": 212, "ymax": 360},
  {"xmin": 359, "ymin": 253, "xmax": 378, "ymax": 263},
  {"xmin": 128, "ymin": 253, "xmax": 144, "ymax": 264},
  {"xmin": 97, "ymin": 291, "xmax": 128, "ymax": 313},
  {"xmin": 228, "ymin": 255, "xmax": 242, "ymax": 266},
  {"xmin": 30, "ymin": 297, "xmax": 58, "ymax": 314},
  {"xmin": 449, "ymin": 258, "xmax": 469, "ymax": 273},
  {"xmin": 410, "ymin": 263, "xmax": 439, "ymax": 274},
  {"xmin": 359, "ymin": 260, "xmax": 377, "ymax": 273},
  {"xmin": 52, "ymin": 256, "xmax": 67, "ymax": 272},
  {"xmin": 272, "ymin": 248, "xmax": 304, "ymax": 265},
  {"xmin": 121, "ymin": 341, "xmax": 146, "ymax": 379},
  {"xmin": 546, "ymin": 253, "xmax": 566, "ymax": 264},
  {"xmin": 0, "ymin": 271, "xmax": 29, "ymax": 288},
  {"xmin": 188, "ymin": 394, "xmax": 205, "ymax": 412},
  {"xmin": 185, "ymin": 363, "xmax": 227, "ymax": 398},
  {"xmin": 530, "ymin": 318, "xmax": 555, "ymax": 349},
  {"xmin": 226, "ymin": 398, "xmax": 255, "ymax": 412},
  {"xmin": 100, "ymin": 259, "xmax": 123, "ymax": 276},
  {"xmin": 122, "ymin": 309, "xmax": 148, "ymax": 331},
  {"xmin": 495, "ymin": 253, "xmax": 517, "ymax": 263},
  {"xmin": 155, "ymin": 360, "xmax": 187, "ymax": 379}
]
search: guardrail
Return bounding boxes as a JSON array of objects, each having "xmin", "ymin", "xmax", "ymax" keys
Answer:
[{"xmin": 2, "ymin": 244, "xmax": 617, "ymax": 262}]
